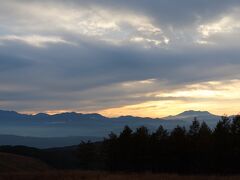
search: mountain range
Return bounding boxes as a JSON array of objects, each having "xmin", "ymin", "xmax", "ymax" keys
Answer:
[
  {"xmin": 0, "ymin": 109, "xmax": 223, "ymax": 124},
  {"xmin": 0, "ymin": 109, "xmax": 227, "ymax": 147}
]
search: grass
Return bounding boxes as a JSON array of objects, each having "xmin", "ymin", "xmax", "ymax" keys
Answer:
[
  {"xmin": 0, "ymin": 152, "xmax": 50, "ymax": 172},
  {"xmin": 0, "ymin": 171, "xmax": 239, "ymax": 180},
  {"xmin": 0, "ymin": 152, "xmax": 239, "ymax": 180}
]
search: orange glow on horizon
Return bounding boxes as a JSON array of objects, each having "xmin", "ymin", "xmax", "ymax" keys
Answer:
[{"xmin": 19, "ymin": 79, "xmax": 240, "ymax": 118}]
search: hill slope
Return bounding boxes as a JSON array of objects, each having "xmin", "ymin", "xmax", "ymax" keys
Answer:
[{"xmin": 0, "ymin": 152, "xmax": 50, "ymax": 172}]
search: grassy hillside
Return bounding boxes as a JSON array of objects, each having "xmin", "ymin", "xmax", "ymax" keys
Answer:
[
  {"xmin": 0, "ymin": 145, "xmax": 81, "ymax": 169},
  {"xmin": 0, "ymin": 152, "xmax": 50, "ymax": 172},
  {"xmin": 0, "ymin": 171, "xmax": 239, "ymax": 180}
]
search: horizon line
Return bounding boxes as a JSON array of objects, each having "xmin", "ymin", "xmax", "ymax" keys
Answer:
[{"xmin": 0, "ymin": 108, "xmax": 232, "ymax": 119}]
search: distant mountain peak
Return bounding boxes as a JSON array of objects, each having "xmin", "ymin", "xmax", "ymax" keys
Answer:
[
  {"xmin": 35, "ymin": 113, "xmax": 49, "ymax": 117},
  {"xmin": 119, "ymin": 115, "xmax": 136, "ymax": 118},
  {"xmin": 57, "ymin": 112, "xmax": 80, "ymax": 115},
  {"xmin": 83, "ymin": 113, "xmax": 106, "ymax": 119},
  {"xmin": 0, "ymin": 110, "xmax": 19, "ymax": 114},
  {"xmin": 164, "ymin": 110, "xmax": 219, "ymax": 121},
  {"xmin": 178, "ymin": 110, "xmax": 212, "ymax": 116}
]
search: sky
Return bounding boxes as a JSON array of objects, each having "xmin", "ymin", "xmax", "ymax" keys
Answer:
[{"xmin": 0, "ymin": 0, "xmax": 240, "ymax": 117}]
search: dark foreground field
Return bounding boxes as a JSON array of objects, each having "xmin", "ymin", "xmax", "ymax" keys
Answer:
[
  {"xmin": 0, "ymin": 150, "xmax": 239, "ymax": 180},
  {"xmin": 0, "ymin": 171, "xmax": 239, "ymax": 180}
]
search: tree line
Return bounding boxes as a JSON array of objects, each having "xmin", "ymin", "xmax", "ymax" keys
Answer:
[{"xmin": 78, "ymin": 116, "xmax": 240, "ymax": 173}]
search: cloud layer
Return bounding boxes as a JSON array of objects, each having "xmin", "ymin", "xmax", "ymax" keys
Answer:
[{"xmin": 0, "ymin": 0, "xmax": 240, "ymax": 117}]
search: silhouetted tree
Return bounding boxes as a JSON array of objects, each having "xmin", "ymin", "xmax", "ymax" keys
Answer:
[
  {"xmin": 230, "ymin": 115, "xmax": 240, "ymax": 170},
  {"xmin": 213, "ymin": 116, "xmax": 233, "ymax": 172},
  {"xmin": 231, "ymin": 115, "xmax": 240, "ymax": 135},
  {"xmin": 214, "ymin": 116, "xmax": 231, "ymax": 137},
  {"xmin": 133, "ymin": 126, "xmax": 150, "ymax": 171},
  {"xmin": 152, "ymin": 125, "xmax": 168, "ymax": 141},
  {"xmin": 171, "ymin": 125, "xmax": 187, "ymax": 140},
  {"xmin": 214, "ymin": 116, "xmax": 232, "ymax": 149},
  {"xmin": 198, "ymin": 121, "xmax": 212, "ymax": 149},
  {"xmin": 120, "ymin": 126, "xmax": 132, "ymax": 138},
  {"xmin": 188, "ymin": 118, "xmax": 200, "ymax": 137},
  {"xmin": 151, "ymin": 125, "xmax": 169, "ymax": 172},
  {"xmin": 199, "ymin": 122, "xmax": 212, "ymax": 137},
  {"xmin": 80, "ymin": 115, "xmax": 240, "ymax": 173}
]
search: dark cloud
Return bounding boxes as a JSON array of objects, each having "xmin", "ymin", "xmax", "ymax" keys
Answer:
[{"xmin": 55, "ymin": 0, "xmax": 240, "ymax": 26}]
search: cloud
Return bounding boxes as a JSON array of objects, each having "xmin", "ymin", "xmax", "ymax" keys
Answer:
[
  {"xmin": 0, "ymin": 0, "xmax": 240, "ymax": 116},
  {"xmin": 0, "ymin": 1, "xmax": 169, "ymax": 48},
  {"xmin": 0, "ymin": 35, "xmax": 74, "ymax": 47},
  {"xmin": 100, "ymin": 79, "xmax": 240, "ymax": 117},
  {"xmin": 196, "ymin": 8, "xmax": 240, "ymax": 46}
]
